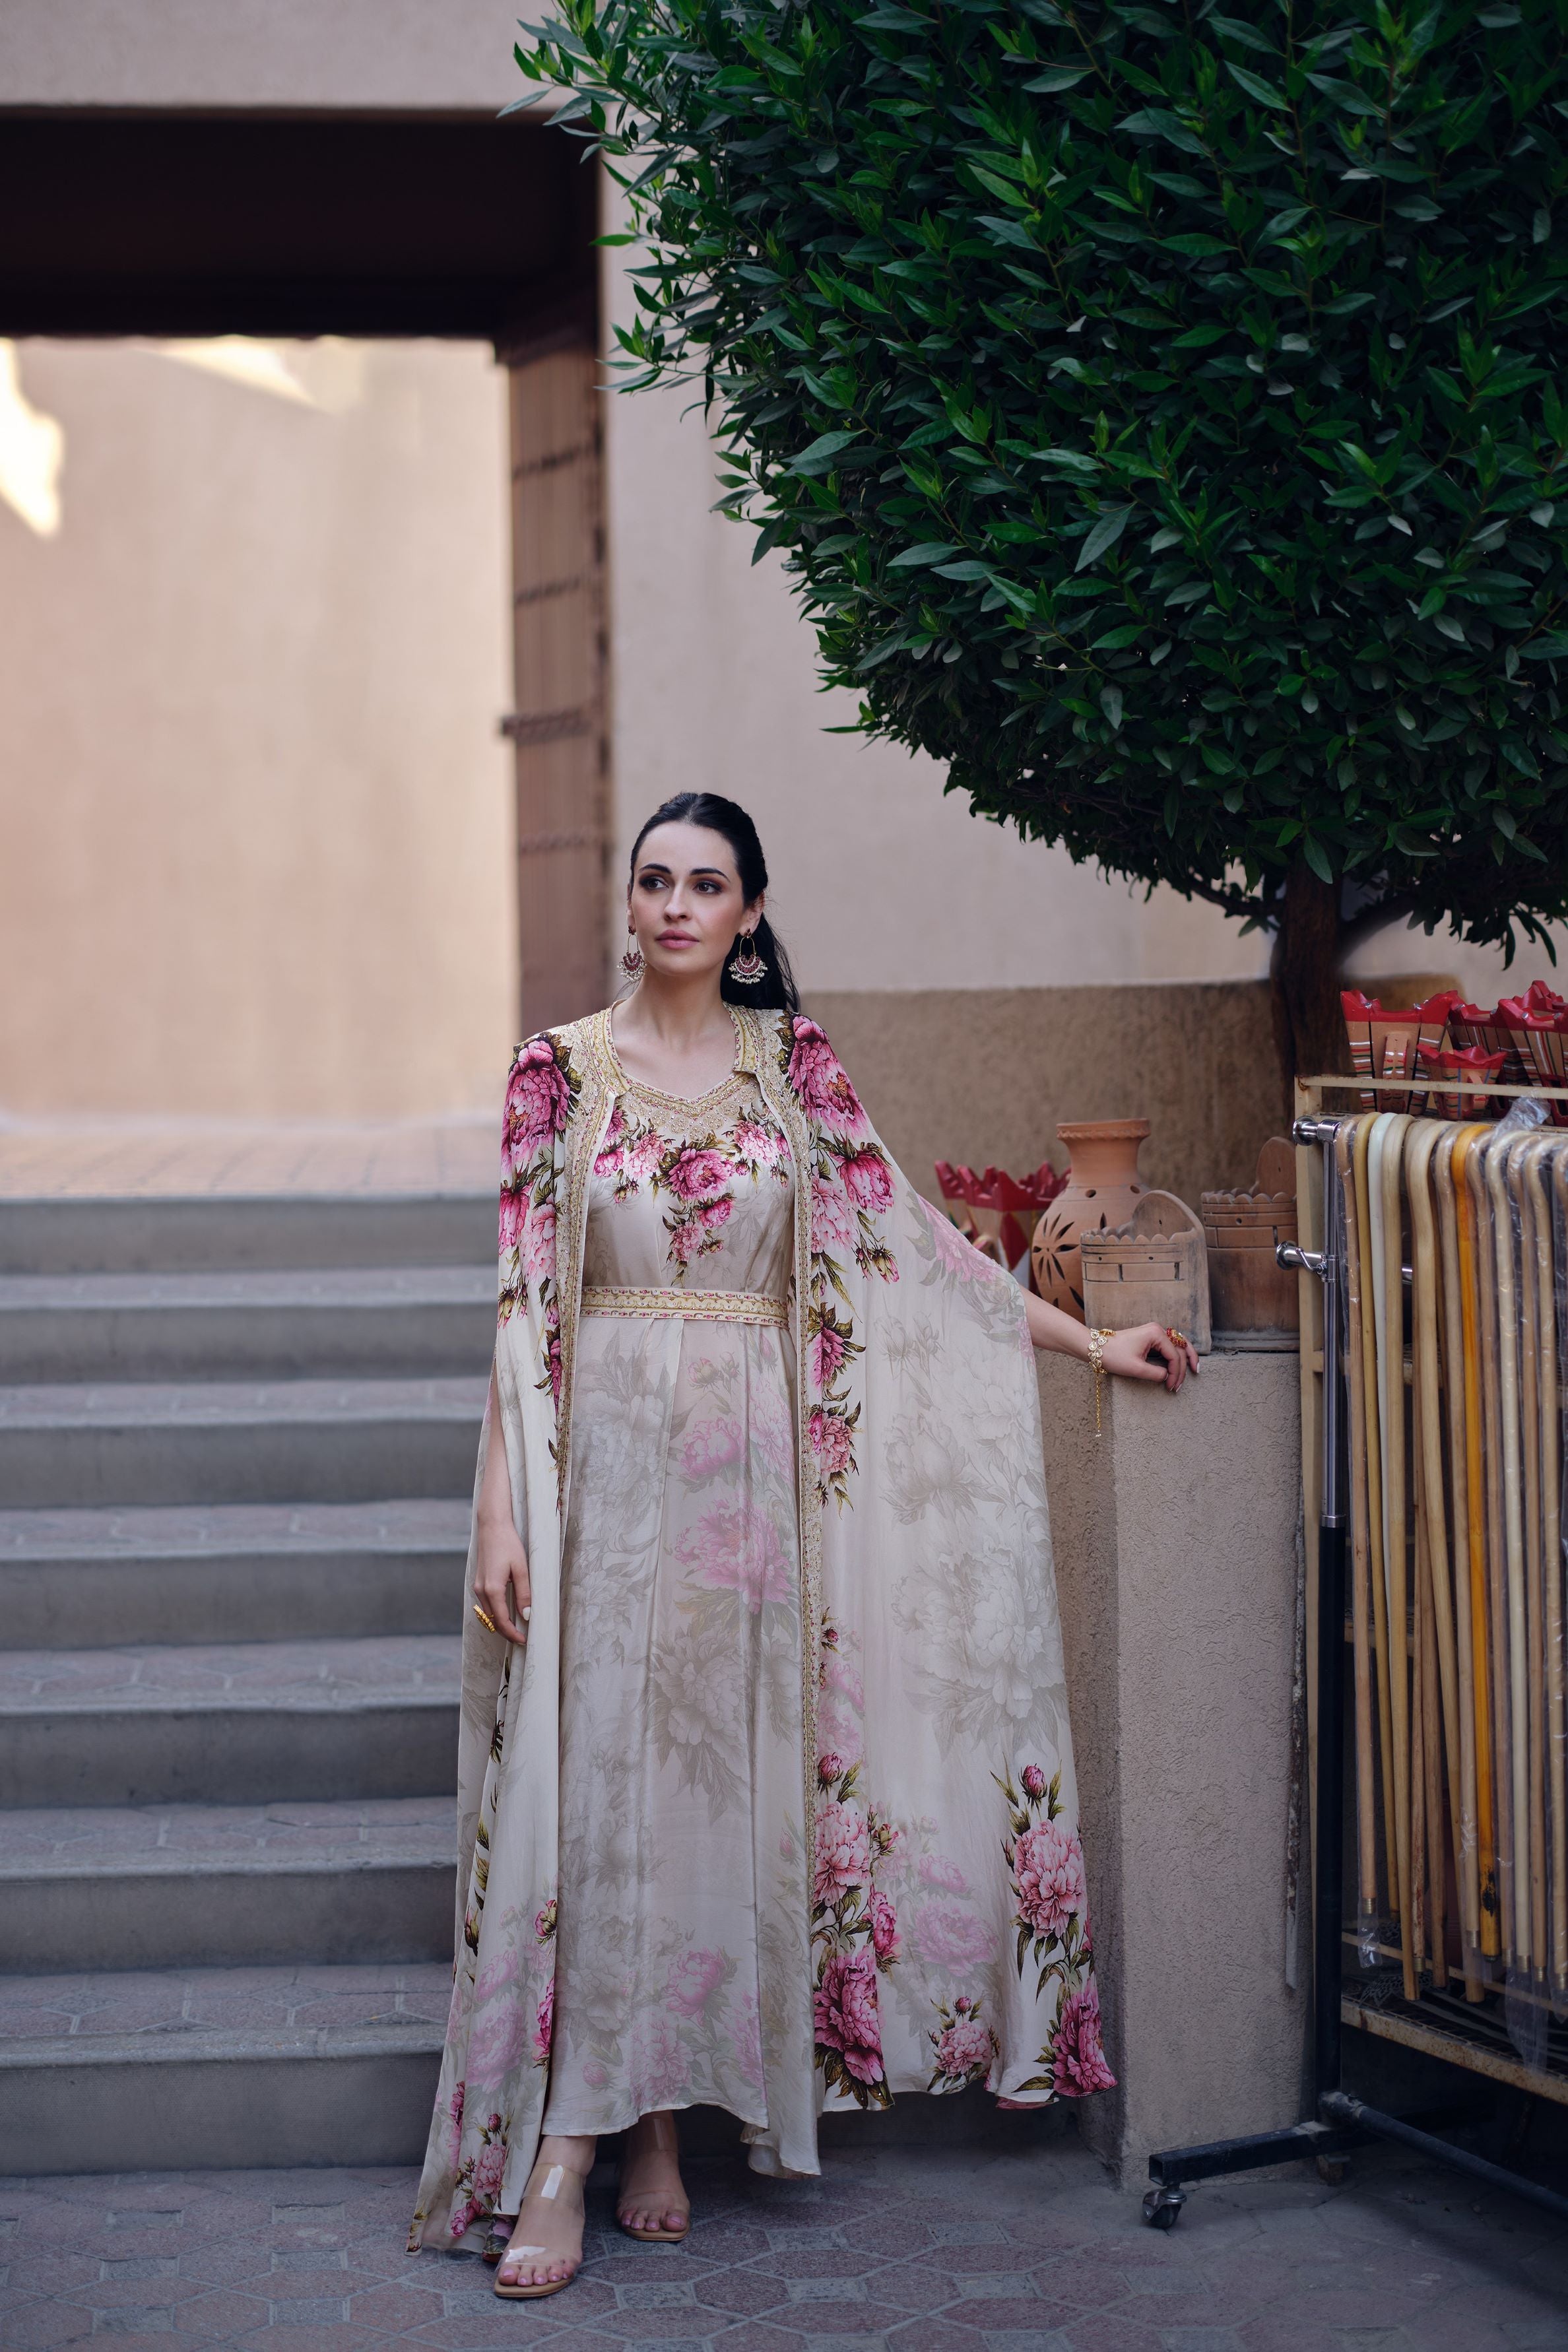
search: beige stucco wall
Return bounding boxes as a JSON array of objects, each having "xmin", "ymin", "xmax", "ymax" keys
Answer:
[
  {"xmin": 0, "ymin": 1, "xmax": 522, "ymax": 109},
  {"xmin": 0, "ymin": 338, "xmax": 515, "ymax": 1120},
  {"xmin": 807, "ymin": 985, "xmax": 1285, "ymax": 1204},
  {"xmin": 1040, "ymin": 1345, "xmax": 1307, "ymax": 2182}
]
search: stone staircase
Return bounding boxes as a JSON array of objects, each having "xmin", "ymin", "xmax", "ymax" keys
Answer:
[{"xmin": 0, "ymin": 1192, "xmax": 492, "ymax": 2173}]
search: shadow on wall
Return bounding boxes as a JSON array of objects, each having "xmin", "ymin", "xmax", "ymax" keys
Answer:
[{"xmin": 806, "ymin": 983, "xmax": 1284, "ymax": 1207}]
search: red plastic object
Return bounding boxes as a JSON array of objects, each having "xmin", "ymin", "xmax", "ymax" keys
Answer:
[{"xmin": 934, "ymin": 1159, "xmax": 1067, "ymax": 1274}]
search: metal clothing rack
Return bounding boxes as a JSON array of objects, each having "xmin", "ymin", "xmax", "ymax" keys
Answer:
[{"xmin": 1142, "ymin": 1077, "xmax": 1568, "ymax": 2231}]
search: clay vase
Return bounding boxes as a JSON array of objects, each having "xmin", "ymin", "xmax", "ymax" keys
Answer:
[{"xmin": 1029, "ymin": 1119, "xmax": 1152, "ymax": 1321}]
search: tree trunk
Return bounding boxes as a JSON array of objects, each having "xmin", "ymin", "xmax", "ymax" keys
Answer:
[{"xmin": 1270, "ymin": 863, "xmax": 1348, "ymax": 1115}]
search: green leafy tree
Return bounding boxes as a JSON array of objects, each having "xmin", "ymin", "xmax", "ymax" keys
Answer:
[{"xmin": 517, "ymin": 0, "xmax": 1568, "ymax": 1083}]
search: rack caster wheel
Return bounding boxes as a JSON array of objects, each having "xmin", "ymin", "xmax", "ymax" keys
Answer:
[{"xmin": 1142, "ymin": 2185, "xmax": 1186, "ymax": 2231}]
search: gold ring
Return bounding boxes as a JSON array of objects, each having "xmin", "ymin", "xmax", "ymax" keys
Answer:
[
  {"xmin": 1165, "ymin": 1328, "xmax": 1189, "ymax": 1348},
  {"xmin": 472, "ymin": 1604, "xmax": 499, "ymax": 1635}
]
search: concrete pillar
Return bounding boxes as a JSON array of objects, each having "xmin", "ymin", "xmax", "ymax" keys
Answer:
[{"xmin": 1039, "ymin": 1346, "xmax": 1307, "ymax": 2186}]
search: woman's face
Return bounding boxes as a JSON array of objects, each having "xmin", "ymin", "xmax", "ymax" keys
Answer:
[{"xmin": 628, "ymin": 822, "xmax": 759, "ymax": 984}]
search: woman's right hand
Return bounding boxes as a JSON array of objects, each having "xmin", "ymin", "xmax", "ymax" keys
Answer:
[{"xmin": 474, "ymin": 1511, "xmax": 533, "ymax": 1646}]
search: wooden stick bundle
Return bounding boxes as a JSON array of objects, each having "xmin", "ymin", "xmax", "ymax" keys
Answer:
[
  {"xmin": 1432, "ymin": 1124, "xmax": 1487, "ymax": 1996},
  {"xmin": 1550, "ymin": 1151, "xmax": 1568, "ymax": 1998},
  {"xmin": 1338, "ymin": 1121, "xmax": 1381, "ymax": 1953},
  {"xmin": 1487, "ymin": 1136, "xmax": 1531, "ymax": 1967},
  {"xmin": 1377, "ymin": 1113, "xmax": 1418, "ymax": 1998},
  {"xmin": 1466, "ymin": 1131, "xmax": 1511, "ymax": 1955},
  {"xmin": 1354, "ymin": 1115, "xmax": 1400, "ymax": 1931},
  {"xmin": 1336, "ymin": 1111, "xmax": 1564, "ymax": 2036},
  {"xmin": 1406, "ymin": 1122, "xmax": 1463, "ymax": 1987}
]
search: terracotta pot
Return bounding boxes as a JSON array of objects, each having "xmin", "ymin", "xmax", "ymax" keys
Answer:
[{"xmin": 1029, "ymin": 1119, "xmax": 1151, "ymax": 1321}]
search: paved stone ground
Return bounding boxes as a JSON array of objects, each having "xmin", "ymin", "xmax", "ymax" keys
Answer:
[{"xmin": 1, "ymin": 2124, "xmax": 1565, "ymax": 2352}]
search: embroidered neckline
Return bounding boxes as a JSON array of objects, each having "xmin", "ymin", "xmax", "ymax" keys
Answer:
[{"xmin": 599, "ymin": 1005, "xmax": 753, "ymax": 1116}]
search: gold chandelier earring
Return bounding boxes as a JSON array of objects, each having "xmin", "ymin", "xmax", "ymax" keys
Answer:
[
  {"xmin": 620, "ymin": 923, "xmax": 645, "ymax": 982},
  {"xmin": 727, "ymin": 929, "xmax": 768, "ymax": 985}
]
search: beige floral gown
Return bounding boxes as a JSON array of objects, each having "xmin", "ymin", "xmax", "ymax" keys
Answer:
[{"xmin": 540, "ymin": 1039, "xmax": 812, "ymax": 2140}]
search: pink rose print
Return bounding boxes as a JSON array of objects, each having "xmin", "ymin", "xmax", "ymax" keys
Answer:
[
  {"xmin": 813, "ymin": 1950, "xmax": 885, "ymax": 2086},
  {"xmin": 869, "ymin": 1889, "xmax": 900, "ymax": 1964},
  {"xmin": 934, "ymin": 2015, "xmax": 994, "ymax": 2084},
  {"xmin": 622, "ymin": 1129, "xmax": 662, "ymax": 1186},
  {"xmin": 533, "ymin": 1976, "xmax": 555, "ymax": 2066},
  {"xmin": 909, "ymin": 1897, "xmax": 998, "ymax": 1970},
  {"xmin": 667, "ymin": 1947, "xmax": 726, "ymax": 2019},
  {"xmin": 810, "ymin": 1172, "xmax": 858, "ymax": 1257},
  {"xmin": 809, "ymin": 1321, "xmax": 849, "ymax": 1389},
  {"xmin": 522, "ymin": 1198, "xmax": 556, "ymax": 1284},
  {"xmin": 1014, "ymin": 1820, "xmax": 1087, "ymax": 1944},
  {"xmin": 917, "ymin": 1198, "xmax": 995, "ymax": 1283},
  {"xmin": 498, "ymin": 1185, "xmax": 527, "ymax": 1252},
  {"xmin": 594, "ymin": 1101, "xmax": 626, "ymax": 1175},
  {"xmin": 789, "ymin": 1018, "xmax": 866, "ymax": 1134},
  {"xmin": 535, "ymin": 1897, "xmax": 558, "ymax": 1942},
  {"xmin": 1021, "ymin": 1765, "xmax": 1048, "ymax": 1802},
  {"xmin": 667, "ymin": 1144, "xmax": 731, "ymax": 1200},
  {"xmin": 582, "ymin": 2058, "xmax": 608, "ymax": 2090},
  {"xmin": 445, "ymin": 2082, "xmax": 465, "ymax": 2161},
  {"xmin": 735, "ymin": 1117, "xmax": 783, "ymax": 1164},
  {"xmin": 809, "ymin": 1409, "xmax": 855, "ymax": 1476},
  {"xmin": 465, "ymin": 2000, "xmax": 528, "ymax": 2085},
  {"xmin": 676, "ymin": 1501, "xmax": 793, "ymax": 1609},
  {"xmin": 541, "ymin": 1299, "xmax": 563, "ymax": 1406},
  {"xmin": 699, "ymin": 1195, "xmax": 734, "ymax": 1232},
  {"xmin": 919, "ymin": 1852, "xmax": 970, "ymax": 1895},
  {"xmin": 841, "ymin": 1147, "xmax": 894, "ymax": 1212},
  {"xmin": 813, "ymin": 1799, "xmax": 871, "ymax": 1905},
  {"xmin": 1052, "ymin": 1979, "xmax": 1117, "ymax": 2097},
  {"xmin": 681, "ymin": 1416, "xmax": 744, "ymax": 1480},
  {"xmin": 818, "ymin": 1752, "xmax": 845, "ymax": 1786},
  {"xmin": 471, "ymin": 2134, "xmax": 507, "ymax": 2210},
  {"xmin": 505, "ymin": 1037, "xmax": 571, "ymax": 1167},
  {"xmin": 632, "ymin": 2013, "xmax": 692, "ymax": 2109}
]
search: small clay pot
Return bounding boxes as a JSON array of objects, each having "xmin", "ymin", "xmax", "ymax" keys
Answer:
[{"xmin": 1030, "ymin": 1119, "xmax": 1151, "ymax": 1322}]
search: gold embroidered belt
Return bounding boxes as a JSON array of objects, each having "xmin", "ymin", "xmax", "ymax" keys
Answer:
[{"xmin": 580, "ymin": 1284, "xmax": 789, "ymax": 1330}]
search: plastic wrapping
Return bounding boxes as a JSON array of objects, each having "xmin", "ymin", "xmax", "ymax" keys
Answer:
[{"xmin": 1336, "ymin": 1108, "xmax": 1567, "ymax": 2083}]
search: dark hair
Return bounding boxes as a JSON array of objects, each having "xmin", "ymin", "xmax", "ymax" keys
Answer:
[{"xmin": 628, "ymin": 791, "xmax": 800, "ymax": 1012}]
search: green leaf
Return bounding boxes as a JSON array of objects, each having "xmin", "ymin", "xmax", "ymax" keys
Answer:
[
  {"xmin": 1303, "ymin": 835, "xmax": 1335, "ymax": 885},
  {"xmin": 1075, "ymin": 507, "xmax": 1134, "ymax": 570},
  {"xmin": 889, "ymin": 542, "xmax": 960, "ymax": 566},
  {"xmin": 790, "ymin": 430, "xmax": 861, "ymax": 473},
  {"xmin": 1225, "ymin": 59, "xmax": 1288, "ymax": 108},
  {"xmin": 1100, "ymin": 684, "xmax": 1125, "ymax": 731}
]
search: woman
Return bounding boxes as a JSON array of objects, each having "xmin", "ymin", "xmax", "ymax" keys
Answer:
[{"xmin": 408, "ymin": 792, "xmax": 1195, "ymax": 2297}]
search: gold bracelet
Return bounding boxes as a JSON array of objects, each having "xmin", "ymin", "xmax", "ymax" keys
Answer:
[{"xmin": 1086, "ymin": 1328, "xmax": 1115, "ymax": 1438}]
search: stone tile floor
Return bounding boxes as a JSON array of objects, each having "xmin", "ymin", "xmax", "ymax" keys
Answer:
[{"xmin": 0, "ymin": 2127, "xmax": 1563, "ymax": 2352}]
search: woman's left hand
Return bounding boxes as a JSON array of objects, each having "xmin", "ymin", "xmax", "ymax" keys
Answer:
[{"xmin": 1102, "ymin": 1321, "xmax": 1198, "ymax": 1392}]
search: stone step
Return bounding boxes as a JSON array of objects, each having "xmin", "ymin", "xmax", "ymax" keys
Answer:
[
  {"xmin": 0, "ymin": 1500, "xmax": 471, "ymax": 1649},
  {"xmin": 0, "ymin": 1796, "xmax": 457, "ymax": 1970},
  {"xmin": 0, "ymin": 1266, "xmax": 496, "ymax": 1382},
  {"xmin": 0, "ymin": 1375, "xmax": 486, "ymax": 1509},
  {"xmin": 0, "ymin": 1191, "xmax": 495, "ymax": 1276},
  {"xmin": 0, "ymin": 1635, "xmax": 461, "ymax": 1806},
  {"xmin": 0, "ymin": 1959, "xmax": 449, "ymax": 2172}
]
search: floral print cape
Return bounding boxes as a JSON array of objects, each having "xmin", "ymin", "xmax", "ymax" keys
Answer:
[{"xmin": 410, "ymin": 1006, "xmax": 1111, "ymax": 2250}]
